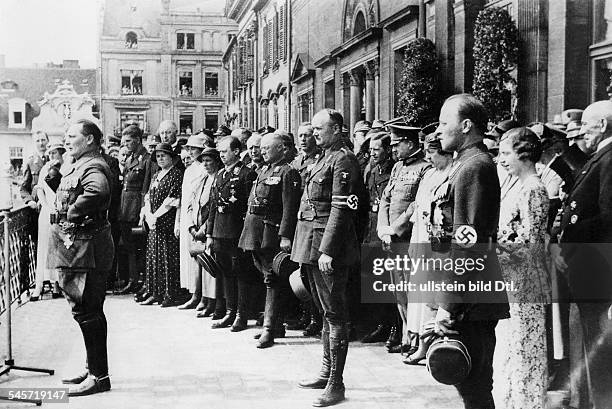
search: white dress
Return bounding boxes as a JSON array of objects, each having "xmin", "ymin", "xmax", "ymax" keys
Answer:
[
  {"xmin": 178, "ymin": 161, "xmax": 207, "ymax": 291},
  {"xmin": 34, "ymin": 162, "xmax": 59, "ymax": 284}
]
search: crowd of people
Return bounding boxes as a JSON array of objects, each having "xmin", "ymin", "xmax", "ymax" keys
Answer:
[{"xmin": 18, "ymin": 93, "xmax": 612, "ymax": 408}]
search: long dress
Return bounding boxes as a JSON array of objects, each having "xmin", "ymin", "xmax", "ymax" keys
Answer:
[
  {"xmin": 144, "ymin": 166, "xmax": 183, "ymax": 298},
  {"xmin": 189, "ymin": 172, "xmax": 216, "ymax": 298},
  {"xmin": 33, "ymin": 161, "xmax": 60, "ymax": 286},
  {"xmin": 178, "ymin": 161, "xmax": 206, "ymax": 291},
  {"xmin": 494, "ymin": 174, "xmax": 551, "ymax": 409},
  {"xmin": 406, "ymin": 165, "xmax": 452, "ymax": 333}
]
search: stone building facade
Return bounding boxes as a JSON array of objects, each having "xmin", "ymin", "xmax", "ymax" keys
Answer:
[
  {"xmin": 99, "ymin": 0, "xmax": 236, "ymax": 138},
  {"xmin": 221, "ymin": 0, "xmax": 612, "ymax": 134}
]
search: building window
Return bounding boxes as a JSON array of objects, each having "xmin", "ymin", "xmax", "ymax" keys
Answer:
[
  {"xmin": 8, "ymin": 98, "xmax": 26, "ymax": 129},
  {"xmin": 9, "ymin": 147, "xmax": 23, "ymax": 176},
  {"xmin": 353, "ymin": 11, "xmax": 366, "ymax": 37},
  {"xmin": 179, "ymin": 71, "xmax": 193, "ymax": 96},
  {"xmin": 205, "ymin": 113, "xmax": 218, "ymax": 131},
  {"xmin": 324, "ymin": 79, "xmax": 335, "ymax": 109},
  {"xmin": 177, "ymin": 33, "xmax": 195, "ymax": 50},
  {"xmin": 205, "ymin": 72, "xmax": 219, "ymax": 96},
  {"xmin": 179, "ymin": 113, "xmax": 193, "ymax": 135},
  {"xmin": 126, "ymin": 31, "xmax": 138, "ymax": 48},
  {"xmin": 121, "ymin": 70, "xmax": 143, "ymax": 95},
  {"xmin": 13, "ymin": 112, "xmax": 23, "ymax": 125},
  {"xmin": 120, "ymin": 111, "xmax": 146, "ymax": 131},
  {"xmin": 299, "ymin": 92, "xmax": 312, "ymax": 123}
]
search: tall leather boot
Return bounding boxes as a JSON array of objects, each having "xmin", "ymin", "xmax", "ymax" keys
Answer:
[
  {"xmin": 69, "ymin": 315, "xmax": 111, "ymax": 396},
  {"xmin": 257, "ymin": 287, "xmax": 278, "ymax": 348},
  {"xmin": 304, "ymin": 301, "xmax": 323, "ymax": 337},
  {"xmin": 231, "ymin": 279, "xmax": 249, "ymax": 332},
  {"xmin": 298, "ymin": 327, "xmax": 330, "ymax": 389},
  {"xmin": 212, "ymin": 275, "xmax": 236, "ymax": 328},
  {"xmin": 212, "ymin": 273, "xmax": 226, "ymax": 320},
  {"xmin": 313, "ymin": 325, "xmax": 348, "ymax": 407}
]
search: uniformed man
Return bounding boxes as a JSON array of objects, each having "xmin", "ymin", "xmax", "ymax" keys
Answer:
[
  {"xmin": 377, "ymin": 118, "xmax": 430, "ymax": 354},
  {"xmin": 100, "ymin": 145, "xmax": 121, "ymax": 290},
  {"xmin": 116, "ymin": 125, "xmax": 150, "ymax": 295},
  {"xmin": 433, "ymin": 94, "xmax": 509, "ymax": 409},
  {"xmin": 361, "ymin": 131, "xmax": 395, "ymax": 344},
  {"xmin": 48, "ymin": 119, "xmax": 114, "ymax": 396},
  {"xmin": 289, "ymin": 123, "xmax": 323, "ymax": 336},
  {"xmin": 238, "ymin": 133, "xmax": 301, "ymax": 347},
  {"xmin": 205, "ymin": 136, "xmax": 257, "ymax": 330},
  {"xmin": 551, "ymin": 100, "xmax": 612, "ymax": 409},
  {"xmin": 21, "ymin": 130, "xmax": 49, "ymax": 206},
  {"xmin": 293, "ymin": 109, "xmax": 361, "ymax": 407}
]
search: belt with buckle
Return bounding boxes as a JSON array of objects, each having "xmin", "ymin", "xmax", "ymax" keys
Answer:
[{"xmin": 248, "ymin": 204, "xmax": 267, "ymax": 215}]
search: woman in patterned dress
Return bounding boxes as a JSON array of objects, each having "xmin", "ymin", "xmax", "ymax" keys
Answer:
[
  {"xmin": 494, "ymin": 127, "xmax": 551, "ymax": 409},
  {"xmin": 140, "ymin": 143, "xmax": 184, "ymax": 307}
]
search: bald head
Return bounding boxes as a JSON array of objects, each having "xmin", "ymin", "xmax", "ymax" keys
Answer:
[
  {"xmin": 158, "ymin": 120, "xmax": 178, "ymax": 144},
  {"xmin": 261, "ymin": 133, "xmax": 285, "ymax": 164},
  {"xmin": 581, "ymin": 100, "xmax": 612, "ymax": 153},
  {"xmin": 247, "ymin": 133, "xmax": 263, "ymax": 164}
]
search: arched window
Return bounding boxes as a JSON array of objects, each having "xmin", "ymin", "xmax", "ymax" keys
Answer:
[
  {"xmin": 126, "ymin": 31, "xmax": 138, "ymax": 48},
  {"xmin": 353, "ymin": 11, "xmax": 366, "ymax": 36}
]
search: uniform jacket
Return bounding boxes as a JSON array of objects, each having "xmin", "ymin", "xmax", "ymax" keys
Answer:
[
  {"xmin": 378, "ymin": 150, "xmax": 430, "ymax": 241},
  {"xmin": 101, "ymin": 152, "xmax": 121, "ymax": 222},
  {"xmin": 559, "ymin": 141, "xmax": 612, "ymax": 301},
  {"xmin": 433, "ymin": 142, "xmax": 509, "ymax": 321},
  {"xmin": 20, "ymin": 153, "xmax": 47, "ymax": 202},
  {"xmin": 48, "ymin": 150, "xmax": 114, "ymax": 272},
  {"xmin": 119, "ymin": 145, "xmax": 150, "ymax": 223},
  {"xmin": 238, "ymin": 160, "xmax": 301, "ymax": 250},
  {"xmin": 207, "ymin": 161, "xmax": 256, "ymax": 240},
  {"xmin": 291, "ymin": 149, "xmax": 322, "ymax": 192},
  {"xmin": 291, "ymin": 141, "xmax": 362, "ymax": 266},
  {"xmin": 363, "ymin": 158, "xmax": 394, "ymax": 243}
]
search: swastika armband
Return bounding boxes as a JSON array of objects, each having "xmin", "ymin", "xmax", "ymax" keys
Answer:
[{"xmin": 331, "ymin": 194, "xmax": 359, "ymax": 210}]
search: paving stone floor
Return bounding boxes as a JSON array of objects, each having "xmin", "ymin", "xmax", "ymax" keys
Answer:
[{"xmin": 0, "ymin": 294, "xmax": 463, "ymax": 409}]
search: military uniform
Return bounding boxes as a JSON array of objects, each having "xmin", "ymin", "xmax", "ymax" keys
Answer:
[
  {"xmin": 291, "ymin": 149, "xmax": 322, "ymax": 192},
  {"xmin": 291, "ymin": 140, "xmax": 361, "ymax": 402},
  {"xmin": 557, "ymin": 140, "xmax": 612, "ymax": 409},
  {"xmin": 238, "ymin": 160, "xmax": 301, "ymax": 344},
  {"xmin": 47, "ymin": 150, "xmax": 114, "ymax": 390},
  {"xmin": 118, "ymin": 145, "xmax": 151, "ymax": 288},
  {"xmin": 20, "ymin": 152, "xmax": 47, "ymax": 202},
  {"xmin": 364, "ymin": 158, "xmax": 394, "ymax": 243},
  {"xmin": 207, "ymin": 161, "xmax": 257, "ymax": 329}
]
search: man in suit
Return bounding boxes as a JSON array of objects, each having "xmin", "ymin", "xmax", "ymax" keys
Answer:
[
  {"xmin": 377, "ymin": 120, "xmax": 430, "ymax": 353},
  {"xmin": 21, "ymin": 130, "xmax": 49, "ymax": 206},
  {"xmin": 433, "ymin": 94, "xmax": 509, "ymax": 409},
  {"xmin": 552, "ymin": 100, "xmax": 612, "ymax": 409},
  {"xmin": 238, "ymin": 133, "xmax": 301, "ymax": 347},
  {"xmin": 206, "ymin": 136, "xmax": 257, "ymax": 329},
  {"xmin": 292, "ymin": 109, "xmax": 361, "ymax": 407},
  {"xmin": 117, "ymin": 125, "xmax": 150, "ymax": 294}
]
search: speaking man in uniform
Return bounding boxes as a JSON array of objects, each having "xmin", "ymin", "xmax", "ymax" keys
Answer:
[
  {"xmin": 206, "ymin": 136, "xmax": 257, "ymax": 330},
  {"xmin": 21, "ymin": 130, "xmax": 49, "ymax": 206},
  {"xmin": 377, "ymin": 119, "xmax": 430, "ymax": 353},
  {"xmin": 292, "ymin": 109, "xmax": 361, "ymax": 407},
  {"xmin": 117, "ymin": 125, "xmax": 150, "ymax": 295},
  {"xmin": 433, "ymin": 94, "xmax": 509, "ymax": 409},
  {"xmin": 238, "ymin": 133, "xmax": 301, "ymax": 347},
  {"xmin": 552, "ymin": 100, "xmax": 612, "ymax": 409},
  {"xmin": 48, "ymin": 119, "xmax": 114, "ymax": 396}
]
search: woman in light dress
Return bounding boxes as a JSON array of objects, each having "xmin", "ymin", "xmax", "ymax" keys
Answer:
[
  {"xmin": 494, "ymin": 127, "xmax": 551, "ymax": 409},
  {"xmin": 176, "ymin": 134, "xmax": 209, "ymax": 309},
  {"xmin": 30, "ymin": 142, "xmax": 66, "ymax": 301},
  {"xmin": 403, "ymin": 133, "xmax": 454, "ymax": 364}
]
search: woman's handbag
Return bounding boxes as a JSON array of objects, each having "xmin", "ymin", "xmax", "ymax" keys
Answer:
[{"xmin": 188, "ymin": 238, "xmax": 206, "ymax": 257}]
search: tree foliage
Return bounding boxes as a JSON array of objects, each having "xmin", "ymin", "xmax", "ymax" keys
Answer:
[
  {"xmin": 396, "ymin": 38, "xmax": 440, "ymax": 126},
  {"xmin": 472, "ymin": 7, "xmax": 519, "ymax": 122}
]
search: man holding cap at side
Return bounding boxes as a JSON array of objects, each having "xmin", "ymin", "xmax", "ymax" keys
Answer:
[{"xmin": 377, "ymin": 117, "xmax": 430, "ymax": 354}]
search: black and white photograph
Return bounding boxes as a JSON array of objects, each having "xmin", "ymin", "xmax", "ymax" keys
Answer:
[{"xmin": 0, "ymin": 0, "xmax": 611, "ymax": 408}]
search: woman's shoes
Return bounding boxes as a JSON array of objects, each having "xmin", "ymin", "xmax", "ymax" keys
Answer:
[
  {"xmin": 403, "ymin": 351, "xmax": 426, "ymax": 365},
  {"xmin": 195, "ymin": 296, "xmax": 207, "ymax": 312},
  {"xmin": 177, "ymin": 295, "xmax": 200, "ymax": 310},
  {"xmin": 160, "ymin": 296, "xmax": 180, "ymax": 308},
  {"xmin": 197, "ymin": 299, "xmax": 215, "ymax": 318},
  {"xmin": 139, "ymin": 295, "xmax": 159, "ymax": 305}
]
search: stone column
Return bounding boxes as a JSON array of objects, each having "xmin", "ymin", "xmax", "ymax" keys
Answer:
[
  {"xmin": 341, "ymin": 73, "xmax": 351, "ymax": 126},
  {"xmin": 453, "ymin": 0, "xmax": 485, "ymax": 92},
  {"xmin": 349, "ymin": 71, "xmax": 361, "ymax": 134},
  {"xmin": 365, "ymin": 61, "xmax": 377, "ymax": 122}
]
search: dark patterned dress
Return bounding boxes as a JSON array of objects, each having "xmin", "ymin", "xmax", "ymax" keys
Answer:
[{"xmin": 144, "ymin": 166, "xmax": 183, "ymax": 299}]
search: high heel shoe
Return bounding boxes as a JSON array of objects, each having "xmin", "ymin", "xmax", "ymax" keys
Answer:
[
  {"xmin": 139, "ymin": 295, "xmax": 159, "ymax": 305},
  {"xmin": 197, "ymin": 298, "xmax": 215, "ymax": 318},
  {"xmin": 177, "ymin": 295, "xmax": 200, "ymax": 310},
  {"xmin": 195, "ymin": 296, "xmax": 207, "ymax": 312}
]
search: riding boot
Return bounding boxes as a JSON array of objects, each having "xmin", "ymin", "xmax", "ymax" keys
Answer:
[
  {"xmin": 298, "ymin": 327, "xmax": 330, "ymax": 389},
  {"xmin": 77, "ymin": 314, "xmax": 109, "ymax": 379},
  {"xmin": 257, "ymin": 287, "xmax": 277, "ymax": 348},
  {"xmin": 231, "ymin": 279, "xmax": 249, "ymax": 332},
  {"xmin": 212, "ymin": 275, "xmax": 236, "ymax": 328},
  {"xmin": 304, "ymin": 302, "xmax": 323, "ymax": 337},
  {"xmin": 313, "ymin": 324, "xmax": 348, "ymax": 407},
  {"xmin": 212, "ymin": 273, "xmax": 226, "ymax": 320}
]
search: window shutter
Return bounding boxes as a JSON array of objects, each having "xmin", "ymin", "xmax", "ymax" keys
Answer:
[
  {"xmin": 273, "ymin": 12, "xmax": 279, "ymax": 66},
  {"xmin": 279, "ymin": 5, "xmax": 286, "ymax": 62},
  {"xmin": 263, "ymin": 22, "xmax": 269, "ymax": 73},
  {"xmin": 247, "ymin": 38, "xmax": 254, "ymax": 82},
  {"xmin": 268, "ymin": 19, "xmax": 273, "ymax": 71}
]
